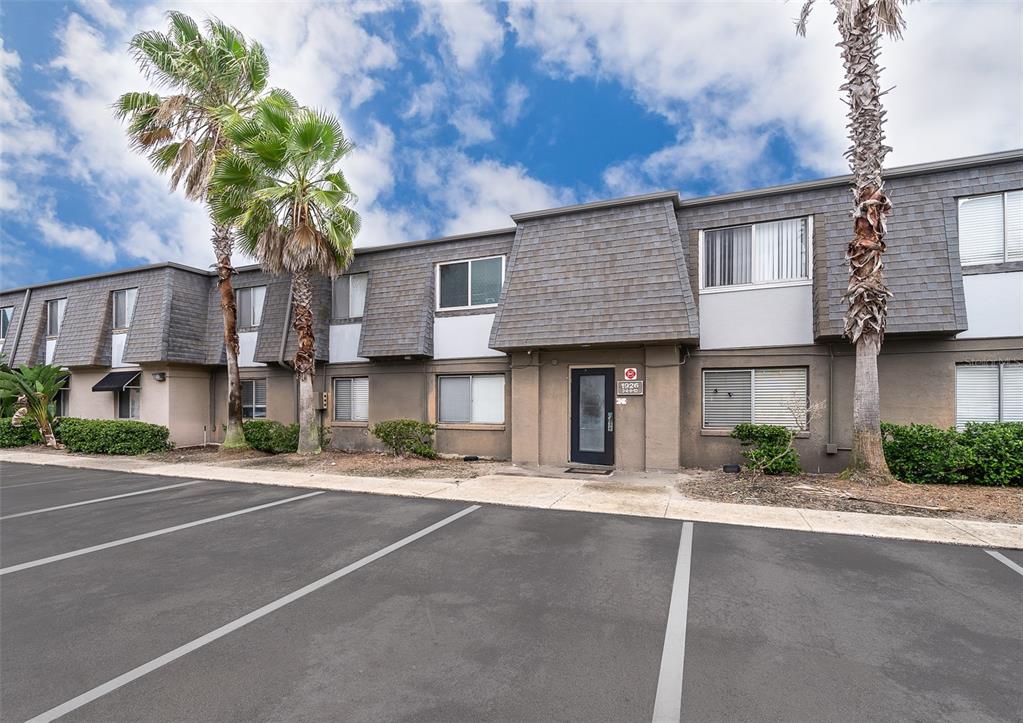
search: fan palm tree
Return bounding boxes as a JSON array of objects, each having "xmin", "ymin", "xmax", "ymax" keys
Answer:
[
  {"xmin": 796, "ymin": 0, "xmax": 912, "ymax": 483},
  {"xmin": 211, "ymin": 94, "xmax": 361, "ymax": 454},
  {"xmin": 114, "ymin": 11, "xmax": 270, "ymax": 449},
  {"xmin": 0, "ymin": 364, "xmax": 68, "ymax": 448}
]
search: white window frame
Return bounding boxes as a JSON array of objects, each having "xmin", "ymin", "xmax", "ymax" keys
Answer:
[
  {"xmin": 111, "ymin": 288, "xmax": 138, "ymax": 330},
  {"xmin": 436, "ymin": 373, "xmax": 506, "ymax": 425},
  {"xmin": 957, "ymin": 190, "xmax": 1022, "ymax": 266},
  {"xmin": 235, "ymin": 286, "xmax": 266, "ymax": 329},
  {"xmin": 117, "ymin": 376, "xmax": 141, "ymax": 420},
  {"xmin": 435, "ymin": 255, "xmax": 506, "ymax": 311},
  {"xmin": 0, "ymin": 305, "xmax": 12, "ymax": 341},
  {"xmin": 955, "ymin": 362, "xmax": 1022, "ymax": 429},
  {"xmin": 55, "ymin": 374, "xmax": 70, "ymax": 417},
  {"xmin": 46, "ymin": 298, "xmax": 67, "ymax": 338},
  {"xmin": 698, "ymin": 216, "xmax": 814, "ymax": 294},
  {"xmin": 333, "ymin": 377, "xmax": 369, "ymax": 422},
  {"xmin": 241, "ymin": 378, "xmax": 267, "ymax": 419},
  {"xmin": 701, "ymin": 367, "xmax": 809, "ymax": 431}
]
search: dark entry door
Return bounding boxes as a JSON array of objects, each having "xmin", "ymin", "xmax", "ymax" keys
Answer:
[{"xmin": 570, "ymin": 368, "xmax": 615, "ymax": 466}]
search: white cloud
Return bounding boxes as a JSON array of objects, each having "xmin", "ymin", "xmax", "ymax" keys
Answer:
[
  {"xmin": 418, "ymin": 0, "xmax": 504, "ymax": 70},
  {"xmin": 37, "ymin": 215, "xmax": 117, "ymax": 264},
  {"xmin": 503, "ymin": 81, "xmax": 528, "ymax": 125},
  {"xmin": 451, "ymin": 109, "xmax": 495, "ymax": 145}
]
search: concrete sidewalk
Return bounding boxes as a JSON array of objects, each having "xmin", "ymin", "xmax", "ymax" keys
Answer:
[{"xmin": 2, "ymin": 449, "xmax": 1020, "ymax": 549}]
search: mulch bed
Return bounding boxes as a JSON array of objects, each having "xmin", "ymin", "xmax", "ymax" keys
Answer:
[{"xmin": 676, "ymin": 469, "xmax": 1023, "ymax": 524}]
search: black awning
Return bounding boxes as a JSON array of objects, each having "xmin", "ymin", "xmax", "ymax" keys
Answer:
[{"xmin": 92, "ymin": 371, "xmax": 141, "ymax": 392}]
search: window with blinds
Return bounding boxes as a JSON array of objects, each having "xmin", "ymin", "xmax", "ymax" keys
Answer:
[
  {"xmin": 112, "ymin": 288, "xmax": 138, "ymax": 329},
  {"xmin": 333, "ymin": 273, "xmax": 368, "ymax": 319},
  {"xmin": 438, "ymin": 375, "xmax": 505, "ymax": 424},
  {"xmin": 955, "ymin": 363, "xmax": 1023, "ymax": 430},
  {"xmin": 241, "ymin": 379, "xmax": 267, "ymax": 419},
  {"xmin": 235, "ymin": 286, "xmax": 266, "ymax": 328},
  {"xmin": 958, "ymin": 190, "xmax": 1023, "ymax": 265},
  {"xmin": 703, "ymin": 368, "xmax": 808, "ymax": 430},
  {"xmin": 702, "ymin": 217, "xmax": 810, "ymax": 289},
  {"xmin": 334, "ymin": 377, "xmax": 369, "ymax": 421}
]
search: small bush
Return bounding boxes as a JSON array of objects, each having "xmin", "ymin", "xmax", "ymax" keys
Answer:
[
  {"xmin": 372, "ymin": 419, "xmax": 437, "ymax": 459},
  {"xmin": 0, "ymin": 418, "xmax": 41, "ymax": 447},
  {"xmin": 730, "ymin": 423, "xmax": 801, "ymax": 475},
  {"xmin": 58, "ymin": 418, "xmax": 171, "ymax": 455},
  {"xmin": 881, "ymin": 421, "xmax": 1022, "ymax": 486},
  {"xmin": 242, "ymin": 420, "xmax": 299, "ymax": 454}
]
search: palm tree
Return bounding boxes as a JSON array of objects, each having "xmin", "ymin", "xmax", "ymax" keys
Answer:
[
  {"xmin": 0, "ymin": 364, "xmax": 68, "ymax": 448},
  {"xmin": 114, "ymin": 12, "xmax": 270, "ymax": 449},
  {"xmin": 796, "ymin": 0, "xmax": 911, "ymax": 483},
  {"xmin": 211, "ymin": 94, "xmax": 361, "ymax": 454}
]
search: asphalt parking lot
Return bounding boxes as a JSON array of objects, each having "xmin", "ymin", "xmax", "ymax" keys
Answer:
[{"xmin": 1, "ymin": 462, "xmax": 1020, "ymax": 722}]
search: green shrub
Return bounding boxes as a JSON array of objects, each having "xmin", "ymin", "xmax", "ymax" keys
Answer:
[
  {"xmin": 959, "ymin": 422, "xmax": 1023, "ymax": 486},
  {"xmin": 0, "ymin": 417, "xmax": 41, "ymax": 447},
  {"xmin": 58, "ymin": 418, "xmax": 171, "ymax": 455},
  {"xmin": 242, "ymin": 420, "xmax": 299, "ymax": 454},
  {"xmin": 881, "ymin": 421, "xmax": 1022, "ymax": 486},
  {"xmin": 730, "ymin": 423, "xmax": 801, "ymax": 475},
  {"xmin": 372, "ymin": 419, "xmax": 437, "ymax": 459}
]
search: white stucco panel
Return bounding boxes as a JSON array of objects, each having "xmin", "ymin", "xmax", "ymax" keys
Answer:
[
  {"xmin": 959, "ymin": 271, "xmax": 1023, "ymax": 339},
  {"xmin": 433, "ymin": 314, "xmax": 504, "ymax": 360},
  {"xmin": 111, "ymin": 332, "xmax": 130, "ymax": 368},
  {"xmin": 45, "ymin": 338, "xmax": 56, "ymax": 364},
  {"xmin": 699, "ymin": 284, "xmax": 814, "ymax": 350},
  {"xmin": 238, "ymin": 331, "xmax": 265, "ymax": 367},
  {"xmin": 329, "ymin": 323, "xmax": 369, "ymax": 363}
]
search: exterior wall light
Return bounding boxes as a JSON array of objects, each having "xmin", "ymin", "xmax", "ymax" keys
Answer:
[{"xmin": 152, "ymin": 372, "xmax": 167, "ymax": 382}]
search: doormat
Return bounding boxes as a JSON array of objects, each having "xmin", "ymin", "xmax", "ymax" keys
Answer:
[{"xmin": 564, "ymin": 467, "xmax": 614, "ymax": 475}]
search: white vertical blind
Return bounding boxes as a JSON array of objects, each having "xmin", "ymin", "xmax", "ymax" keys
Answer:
[
  {"xmin": 1000, "ymin": 364, "xmax": 1022, "ymax": 422},
  {"xmin": 250, "ymin": 286, "xmax": 266, "ymax": 326},
  {"xmin": 438, "ymin": 376, "xmax": 471, "ymax": 422},
  {"xmin": 334, "ymin": 378, "xmax": 368, "ymax": 421},
  {"xmin": 703, "ymin": 370, "xmax": 752, "ymax": 428},
  {"xmin": 959, "ymin": 194, "xmax": 1005, "ymax": 265},
  {"xmin": 703, "ymin": 226, "xmax": 752, "ymax": 287},
  {"xmin": 334, "ymin": 378, "xmax": 351, "ymax": 420},
  {"xmin": 1005, "ymin": 190, "xmax": 1023, "ymax": 262},
  {"xmin": 471, "ymin": 375, "xmax": 505, "ymax": 424},
  {"xmin": 349, "ymin": 274, "xmax": 368, "ymax": 318},
  {"xmin": 351, "ymin": 378, "xmax": 368, "ymax": 421},
  {"xmin": 753, "ymin": 368, "xmax": 808, "ymax": 428},
  {"xmin": 754, "ymin": 218, "xmax": 807, "ymax": 283},
  {"xmin": 955, "ymin": 364, "xmax": 1000, "ymax": 429}
]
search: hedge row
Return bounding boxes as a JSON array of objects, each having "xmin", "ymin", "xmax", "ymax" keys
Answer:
[
  {"xmin": 58, "ymin": 418, "xmax": 171, "ymax": 455},
  {"xmin": 242, "ymin": 420, "xmax": 299, "ymax": 454},
  {"xmin": 372, "ymin": 419, "xmax": 437, "ymax": 458},
  {"xmin": 0, "ymin": 418, "xmax": 41, "ymax": 447},
  {"xmin": 881, "ymin": 422, "xmax": 1023, "ymax": 486}
]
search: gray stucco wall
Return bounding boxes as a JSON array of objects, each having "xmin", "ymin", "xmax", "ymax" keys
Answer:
[{"xmin": 698, "ymin": 284, "xmax": 814, "ymax": 349}]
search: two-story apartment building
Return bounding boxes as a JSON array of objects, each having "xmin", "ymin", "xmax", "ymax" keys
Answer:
[{"xmin": 2, "ymin": 150, "xmax": 1020, "ymax": 472}]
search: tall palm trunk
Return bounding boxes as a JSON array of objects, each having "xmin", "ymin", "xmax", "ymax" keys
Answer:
[
  {"xmin": 291, "ymin": 268, "xmax": 320, "ymax": 454},
  {"xmin": 840, "ymin": 1, "xmax": 894, "ymax": 482},
  {"xmin": 213, "ymin": 223, "xmax": 247, "ymax": 449}
]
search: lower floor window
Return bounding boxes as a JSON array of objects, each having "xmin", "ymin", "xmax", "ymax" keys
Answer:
[
  {"xmin": 55, "ymin": 375, "xmax": 70, "ymax": 417},
  {"xmin": 703, "ymin": 367, "xmax": 808, "ymax": 430},
  {"xmin": 955, "ymin": 362, "xmax": 1022, "ymax": 430},
  {"xmin": 242, "ymin": 379, "xmax": 267, "ymax": 419},
  {"xmin": 334, "ymin": 377, "xmax": 369, "ymax": 421},
  {"xmin": 438, "ymin": 374, "xmax": 505, "ymax": 424},
  {"xmin": 117, "ymin": 386, "xmax": 140, "ymax": 419}
]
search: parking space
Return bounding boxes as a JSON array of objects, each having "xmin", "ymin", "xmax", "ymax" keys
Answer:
[{"xmin": 1, "ymin": 462, "xmax": 1019, "ymax": 722}]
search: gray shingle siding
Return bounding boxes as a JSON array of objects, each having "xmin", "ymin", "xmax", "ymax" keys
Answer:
[
  {"xmin": 252, "ymin": 274, "xmax": 293, "ymax": 364},
  {"xmin": 490, "ymin": 199, "xmax": 698, "ymax": 350}
]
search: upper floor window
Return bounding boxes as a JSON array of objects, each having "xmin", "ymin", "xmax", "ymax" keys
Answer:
[
  {"xmin": 112, "ymin": 288, "xmax": 138, "ymax": 330},
  {"xmin": 437, "ymin": 256, "xmax": 504, "ymax": 310},
  {"xmin": 46, "ymin": 298, "xmax": 67, "ymax": 337},
  {"xmin": 0, "ymin": 306, "xmax": 12, "ymax": 340},
  {"xmin": 958, "ymin": 190, "xmax": 1022, "ymax": 265},
  {"xmin": 703, "ymin": 367, "xmax": 808, "ymax": 430},
  {"xmin": 701, "ymin": 217, "xmax": 811, "ymax": 291},
  {"xmin": 235, "ymin": 286, "xmax": 266, "ymax": 329},
  {"xmin": 241, "ymin": 379, "xmax": 267, "ymax": 419},
  {"xmin": 332, "ymin": 273, "xmax": 368, "ymax": 319},
  {"xmin": 955, "ymin": 362, "xmax": 1022, "ymax": 430}
]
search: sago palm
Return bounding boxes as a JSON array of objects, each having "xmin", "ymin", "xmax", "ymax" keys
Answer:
[
  {"xmin": 0, "ymin": 364, "xmax": 68, "ymax": 448},
  {"xmin": 797, "ymin": 0, "xmax": 913, "ymax": 483},
  {"xmin": 211, "ymin": 94, "xmax": 361, "ymax": 454},
  {"xmin": 114, "ymin": 11, "xmax": 270, "ymax": 449}
]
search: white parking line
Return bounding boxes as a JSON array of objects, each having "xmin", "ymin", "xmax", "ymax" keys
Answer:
[
  {"xmin": 0, "ymin": 491, "xmax": 324, "ymax": 576},
  {"xmin": 651, "ymin": 521, "xmax": 695, "ymax": 723},
  {"xmin": 986, "ymin": 549, "xmax": 1023, "ymax": 577},
  {"xmin": 0, "ymin": 481, "xmax": 204, "ymax": 520},
  {"xmin": 24, "ymin": 504, "xmax": 481, "ymax": 723}
]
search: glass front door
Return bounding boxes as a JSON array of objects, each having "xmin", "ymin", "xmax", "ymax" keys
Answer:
[{"xmin": 570, "ymin": 368, "xmax": 615, "ymax": 466}]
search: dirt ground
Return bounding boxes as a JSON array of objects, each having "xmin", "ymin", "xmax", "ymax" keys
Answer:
[
  {"xmin": 676, "ymin": 468, "xmax": 1023, "ymax": 524},
  {"xmin": 144, "ymin": 446, "xmax": 504, "ymax": 479}
]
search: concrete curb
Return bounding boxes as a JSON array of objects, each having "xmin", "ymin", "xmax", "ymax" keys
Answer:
[{"xmin": 2, "ymin": 450, "xmax": 1020, "ymax": 549}]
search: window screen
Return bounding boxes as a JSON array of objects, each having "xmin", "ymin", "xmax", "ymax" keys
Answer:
[
  {"xmin": 438, "ymin": 257, "xmax": 504, "ymax": 309},
  {"xmin": 334, "ymin": 378, "xmax": 368, "ymax": 421},
  {"xmin": 333, "ymin": 274, "xmax": 368, "ymax": 319},
  {"xmin": 704, "ymin": 368, "xmax": 808, "ymax": 430},
  {"xmin": 236, "ymin": 287, "xmax": 266, "ymax": 328},
  {"xmin": 46, "ymin": 299, "xmax": 66, "ymax": 337},
  {"xmin": 956, "ymin": 363, "xmax": 1023, "ymax": 429},
  {"xmin": 242, "ymin": 379, "xmax": 267, "ymax": 419},
  {"xmin": 470, "ymin": 257, "xmax": 503, "ymax": 305},
  {"xmin": 439, "ymin": 262, "xmax": 470, "ymax": 308},
  {"xmin": 112, "ymin": 288, "xmax": 138, "ymax": 329},
  {"xmin": 438, "ymin": 375, "xmax": 505, "ymax": 424}
]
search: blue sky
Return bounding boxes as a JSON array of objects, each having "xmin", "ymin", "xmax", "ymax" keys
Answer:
[{"xmin": 2, "ymin": 0, "xmax": 1021, "ymax": 287}]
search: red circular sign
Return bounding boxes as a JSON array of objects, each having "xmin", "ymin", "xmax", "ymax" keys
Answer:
[{"xmin": 624, "ymin": 368, "xmax": 638, "ymax": 380}]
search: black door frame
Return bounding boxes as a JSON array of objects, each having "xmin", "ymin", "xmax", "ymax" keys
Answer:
[{"xmin": 570, "ymin": 367, "xmax": 615, "ymax": 466}]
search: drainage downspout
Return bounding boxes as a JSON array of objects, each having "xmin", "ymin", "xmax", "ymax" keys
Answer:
[
  {"xmin": 827, "ymin": 342, "xmax": 834, "ymax": 450},
  {"xmin": 7, "ymin": 288, "xmax": 31, "ymax": 363}
]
